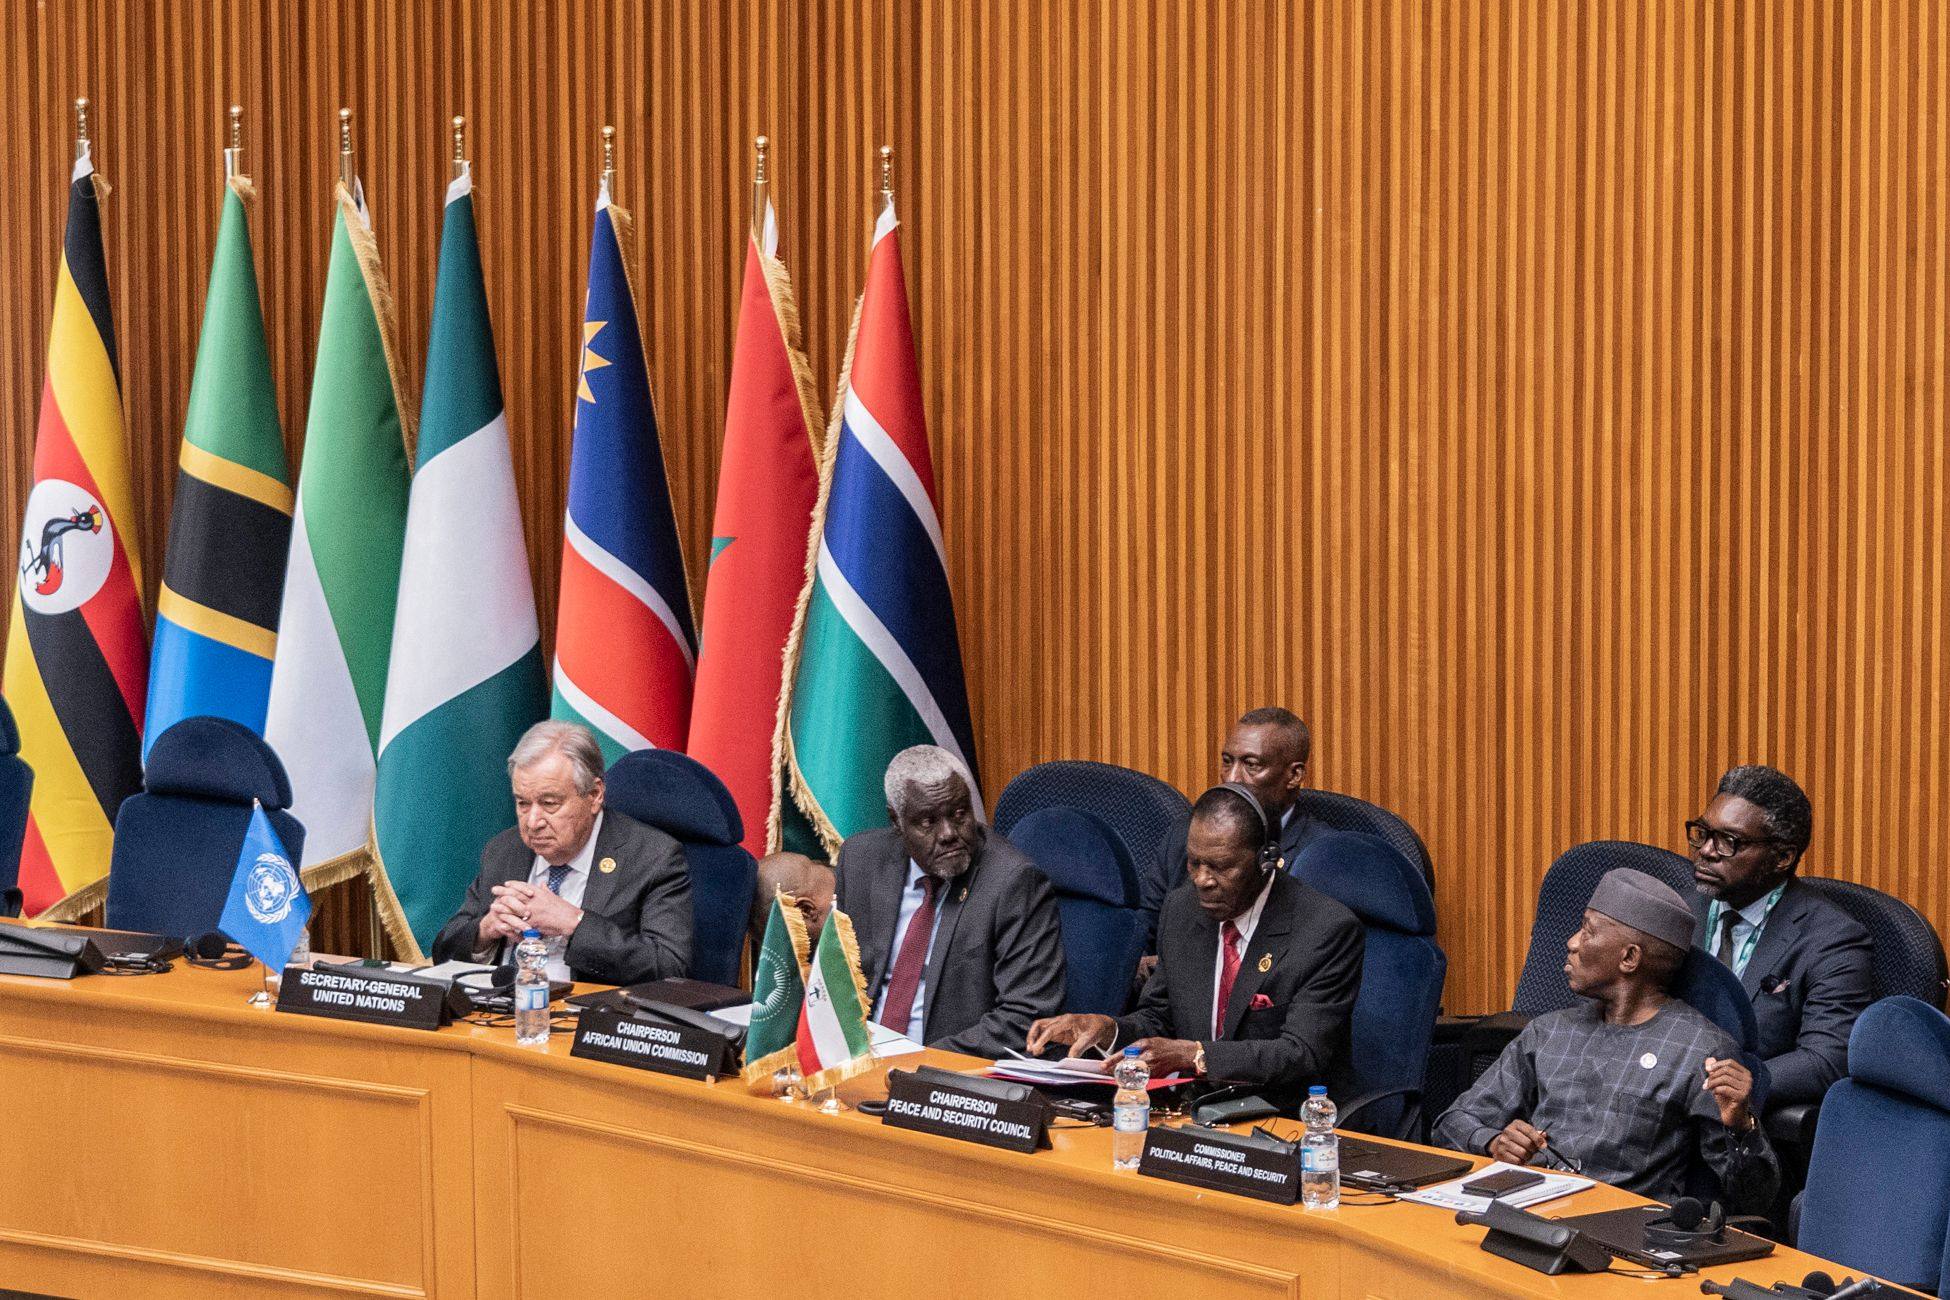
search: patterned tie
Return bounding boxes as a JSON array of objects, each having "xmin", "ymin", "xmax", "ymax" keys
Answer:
[
  {"xmin": 879, "ymin": 876, "xmax": 941, "ymax": 1037},
  {"xmin": 1715, "ymin": 908, "xmax": 1741, "ymax": 969},
  {"xmin": 546, "ymin": 864, "xmax": 570, "ymax": 896},
  {"xmin": 1214, "ymin": 920, "xmax": 1244, "ymax": 1039}
]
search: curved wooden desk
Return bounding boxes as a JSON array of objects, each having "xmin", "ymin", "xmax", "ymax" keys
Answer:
[{"xmin": 0, "ymin": 962, "xmax": 1897, "ymax": 1299}]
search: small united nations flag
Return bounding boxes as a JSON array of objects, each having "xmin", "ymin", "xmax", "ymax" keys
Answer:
[{"xmin": 217, "ymin": 800, "xmax": 311, "ymax": 971}]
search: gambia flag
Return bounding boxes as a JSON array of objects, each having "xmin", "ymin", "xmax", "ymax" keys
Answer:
[
  {"xmin": 146, "ymin": 172, "xmax": 291, "ymax": 757},
  {"xmin": 3, "ymin": 139, "xmax": 148, "ymax": 916},
  {"xmin": 742, "ymin": 887, "xmax": 811, "ymax": 1087},
  {"xmin": 783, "ymin": 194, "xmax": 980, "ymax": 853},
  {"xmin": 795, "ymin": 905, "xmax": 875, "ymax": 1093},
  {"xmin": 264, "ymin": 180, "xmax": 414, "ymax": 937},
  {"xmin": 375, "ymin": 163, "xmax": 546, "ymax": 957},
  {"xmin": 552, "ymin": 178, "xmax": 695, "ymax": 763}
]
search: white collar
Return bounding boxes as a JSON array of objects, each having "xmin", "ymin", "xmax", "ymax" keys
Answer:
[
  {"xmin": 537, "ymin": 810, "xmax": 604, "ymax": 878},
  {"xmin": 1225, "ymin": 868, "xmax": 1279, "ymax": 945}
]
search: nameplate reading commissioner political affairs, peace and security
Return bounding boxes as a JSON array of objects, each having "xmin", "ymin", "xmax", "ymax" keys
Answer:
[{"xmin": 1137, "ymin": 1124, "xmax": 1302, "ymax": 1204}]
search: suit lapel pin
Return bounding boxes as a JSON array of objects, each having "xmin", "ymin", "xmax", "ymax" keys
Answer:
[
  {"xmin": 958, "ymin": 885, "xmax": 969, "ymax": 903},
  {"xmin": 598, "ymin": 856, "xmax": 617, "ymax": 874},
  {"xmin": 1257, "ymin": 953, "xmax": 1273, "ymax": 973}
]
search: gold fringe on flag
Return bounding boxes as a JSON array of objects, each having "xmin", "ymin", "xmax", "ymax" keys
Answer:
[
  {"xmin": 797, "ymin": 904, "xmax": 878, "ymax": 1096},
  {"xmin": 740, "ymin": 887, "xmax": 813, "ymax": 1088}
]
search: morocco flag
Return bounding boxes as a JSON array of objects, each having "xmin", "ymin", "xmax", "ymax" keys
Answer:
[
  {"xmin": 794, "ymin": 905, "xmax": 875, "ymax": 1093},
  {"xmin": 3, "ymin": 139, "xmax": 148, "ymax": 915},
  {"xmin": 687, "ymin": 187, "xmax": 825, "ymax": 855}
]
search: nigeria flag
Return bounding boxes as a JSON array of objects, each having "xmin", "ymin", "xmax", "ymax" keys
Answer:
[
  {"xmin": 794, "ymin": 906, "xmax": 874, "ymax": 1092},
  {"xmin": 375, "ymin": 163, "xmax": 546, "ymax": 956},
  {"xmin": 741, "ymin": 890, "xmax": 811, "ymax": 1087}
]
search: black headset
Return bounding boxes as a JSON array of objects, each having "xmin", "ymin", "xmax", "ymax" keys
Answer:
[
  {"xmin": 1642, "ymin": 1196, "xmax": 1726, "ymax": 1248},
  {"xmin": 1209, "ymin": 782, "xmax": 1281, "ymax": 874},
  {"xmin": 182, "ymin": 931, "xmax": 254, "ymax": 971}
]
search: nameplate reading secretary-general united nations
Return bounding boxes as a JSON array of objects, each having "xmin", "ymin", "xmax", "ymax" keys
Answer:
[{"xmin": 276, "ymin": 965, "xmax": 456, "ymax": 1031}]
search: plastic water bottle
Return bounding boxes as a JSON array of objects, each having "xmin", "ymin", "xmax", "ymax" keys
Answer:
[
  {"xmin": 1300, "ymin": 1084, "xmax": 1339, "ymax": 1208},
  {"xmin": 514, "ymin": 929, "xmax": 551, "ymax": 1046},
  {"xmin": 1112, "ymin": 1046, "xmax": 1150, "ymax": 1169}
]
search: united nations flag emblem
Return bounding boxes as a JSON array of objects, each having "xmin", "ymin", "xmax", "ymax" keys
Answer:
[{"xmin": 244, "ymin": 852, "xmax": 300, "ymax": 926}]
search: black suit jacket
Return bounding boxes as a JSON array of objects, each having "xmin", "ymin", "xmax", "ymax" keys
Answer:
[
  {"xmin": 834, "ymin": 826, "xmax": 1065, "ymax": 1060},
  {"xmin": 1139, "ymin": 806, "xmax": 1330, "ymax": 949},
  {"xmin": 1120, "ymin": 870, "xmax": 1364, "ymax": 1112},
  {"xmin": 1690, "ymin": 877, "xmax": 1874, "ymax": 1106},
  {"xmin": 430, "ymin": 811, "xmax": 693, "ymax": 987}
]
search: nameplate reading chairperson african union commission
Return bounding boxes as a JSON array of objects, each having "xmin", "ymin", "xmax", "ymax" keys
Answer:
[
  {"xmin": 569, "ymin": 1004, "xmax": 731, "ymax": 1081},
  {"xmin": 881, "ymin": 1068, "xmax": 1052, "ymax": 1154},
  {"xmin": 276, "ymin": 965, "xmax": 461, "ymax": 1031},
  {"xmin": 1138, "ymin": 1125, "xmax": 1302, "ymax": 1205}
]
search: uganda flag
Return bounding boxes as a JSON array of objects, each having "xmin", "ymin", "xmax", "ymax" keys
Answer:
[
  {"xmin": 145, "ymin": 173, "xmax": 291, "ymax": 757},
  {"xmin": 2, "ymin": 140, "xmax": 148, "ymax": 916}
]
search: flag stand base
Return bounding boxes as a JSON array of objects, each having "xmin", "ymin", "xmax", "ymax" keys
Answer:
[
  {"xmin": 815, "ymin": 1088, "xmax": 847, "ymax": 1115},
  {"xmin": 248, "ymin": 964, "xmax": 277, "ymax": 1008}
]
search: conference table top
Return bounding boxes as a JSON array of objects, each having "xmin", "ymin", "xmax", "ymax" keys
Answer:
[{"xmin": 0, "ymin": 953, "xmax": 1915, "ymax": 1300}]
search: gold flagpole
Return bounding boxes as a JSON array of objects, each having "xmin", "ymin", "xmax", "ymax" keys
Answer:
[
  {"xmin": 601, "ymin": 123, "xmax": 616, "ymax": 197},
  {"xmin": 752, "ymin": 134, "xmax": 770, "ymax": 243},
  {"xmin": 451, "ymin": 114, "xmax": 466, "ymax": 182},
  {"xmin": 225, "ymin": 105, "xmax": 243, "ymax": 182},
  {"xmin": 73, "ymin": 97, "xmax": 90, "ymax": 165},
  {"xmin": 338, "ymin": 107, "xmax": 355, "ymax": 191},
  {"xmin": 877, "ymin": 144, "xmax": 893, "ymax": 218}
]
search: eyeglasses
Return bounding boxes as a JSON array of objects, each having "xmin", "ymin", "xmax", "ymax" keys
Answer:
[{"xmin": 1684, "ymin": 819, "xmax": 1782, "ymax": 857}]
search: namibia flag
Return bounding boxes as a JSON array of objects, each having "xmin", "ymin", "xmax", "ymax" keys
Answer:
[
  {"xmin": 2, "ymin": 139, "xmax": 149, "ymax": 915},
  {"xmin": 145, "ymin": 173, "xmax": 292, "ymax": 757}
]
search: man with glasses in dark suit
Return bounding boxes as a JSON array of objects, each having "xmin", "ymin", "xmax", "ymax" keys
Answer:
[{"xmin": 1686, "ymin": 764, "xmax": 1873, "ymax": 1107}]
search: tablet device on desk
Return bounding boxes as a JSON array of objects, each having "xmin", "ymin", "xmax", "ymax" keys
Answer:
[
  {"xmin": 1556, "ymin": 1204, "xmax": 1775, "ymax": 1268},
  {"xmin": 1336, "ymin": 1135, "xmax": 1473, "ymax": 1191}
]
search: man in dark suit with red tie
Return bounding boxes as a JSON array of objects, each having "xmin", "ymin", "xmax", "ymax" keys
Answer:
[
  {"xmin": 833, "ymin": 744, "xmax": 1066, "ymax": 1060},
  {"xmin": 1027, "ymin": 783, "xmax": 1365, "ymax": 1113}
]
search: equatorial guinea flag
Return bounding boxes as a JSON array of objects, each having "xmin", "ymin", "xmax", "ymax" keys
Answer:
[
  {"xmin": 146, "ymin": 170, "xmax": 291, "ymax": 757},
  {"xmin": 794, "ymin": 905, "xmax": 875, "ymax": 1093},
  {"xmin": 376, "ymin": 161, "xmax": 546, "ymax": 957},
  {"xmin": 688, "ymin": 179, "xmax": 825, "ymax": 856},
  {"xmin": 3, "ymin": 138, "xmax": 148, "ymax": 915},
  {"xmin": 783, "ymin": 193, "xmax": 981, "ymax": 853},
  {"xmin": 552, "ymin": 176, "xmax": 695, "ymax": 763},
  {"xmin": 264, "ymin": 177, "xmax": 414, "ymax": 937}
]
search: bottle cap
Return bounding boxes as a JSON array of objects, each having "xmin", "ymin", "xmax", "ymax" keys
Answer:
[
  {"xmin": 1309, "ymin": 1084, "xmax": 1328, "ymax": 1095},
  {"xmin": 1123, "ymin": 1045, "xmax": 1142, "ymax": 1057},
  {"xmin": 523, "ymin": 928, "xmax": 542, "ymax": 939}
]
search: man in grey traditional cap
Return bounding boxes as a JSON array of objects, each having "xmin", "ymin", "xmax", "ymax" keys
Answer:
[{"xmin": 1435, "ymin": 869, "xmax": 1779, "ymax": 1211}]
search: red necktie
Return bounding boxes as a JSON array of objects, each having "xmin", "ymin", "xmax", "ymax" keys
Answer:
[
  {"xmin": 1214, "ymin": 920, "xmax": 1243, "ymax": 1039},
  {"xmin": 879, "ymin": 876, "xmax": 941, "ymax": 1037}
]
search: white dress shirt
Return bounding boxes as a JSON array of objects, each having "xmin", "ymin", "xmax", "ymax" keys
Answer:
[
  {"xmin": 873, "ymin": 858, "xmax": 943, "ymax": 1039},
  {"xmin": 1211, "ymin": 868, "xmax": 1278, "ymax": 1037},
  {"xmin": 480, "ymin": 811, "xmax": 602, "ymax": 983}
]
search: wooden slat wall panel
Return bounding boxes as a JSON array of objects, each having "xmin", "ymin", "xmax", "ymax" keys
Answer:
[{"xmin": 2, "ymin": 1, "xmax": 1944, "ymax": 1010}]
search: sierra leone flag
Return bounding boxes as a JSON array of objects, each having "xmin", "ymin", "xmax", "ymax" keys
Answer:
[
  {"xmin": 741, "ymin": 888, "xmax": 811, "ymax": 1087},
  {"xmin": 783, "ymin": 195, "xmax": 980, "ymax": 853},
  {"xmin": 375, "ymin": 163, "xmax": 546, "ymax": 957},
  {"xmin": 264, "ymin": 179, "xmax": 414, "ymax": 937},
  {"xmin": 3, "ymin": 139, "xmax": 148, "ymax": 915},
  {"xmin": 795, "ymin": 905, "xmax": 874, "ymax": 1093},
  {"xmin": 146, "ymin": 172, "xmax": 291, "ymax": 757},
  {"xmin": 551, "ymin": 177, "xmax": 695, "ymax": 762}
]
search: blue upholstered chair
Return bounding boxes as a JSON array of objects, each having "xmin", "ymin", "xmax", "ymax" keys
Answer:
[
  {"xmin": 1288, "ymin": 789, "xmax": 1436, "ymax": 889},
  {"xmin": 0, "ymin": 697, "xmax": 30, "ymax": 917},
  {"xmin": 1796, "ymin": 997, "xmax": 1950, "ymax": 1293},
  {"xmin": 992, "ymin": 760, "xmax": 1189, "ymax": 876},
  {"xmin": 603, "ymin": 749, "xmax": 756, "ymax": 986},
  {"xmin": 1290, "ymin": 831, "xmax": 1445, "ymax": 1139},
  {"xmin": 1670, "ymin": 946, "xmax": 1774, "ymax": 1206},
  {"xmin": 104, "ymin": 717, "xmax": 305, "ymax": 939},
  {"xmin": 1798, "ymin": 876, "xmax": 1948, "ymax": 1010},
  {"xmin": 1007, "ymin": 807, "xmax": 1146, "ymax": 1016}
]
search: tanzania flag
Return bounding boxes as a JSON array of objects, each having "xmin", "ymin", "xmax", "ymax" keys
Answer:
[
  {"xmin": 688, "ymin": 190, "xmax": 825, "ymax": 856},
  {"xmin": 551, "ymin": 179, "xmax": 695, "ymax": 763},
  {"xmin": 742, "ymin": 888, "xmax": 811, "ymax": 1086},
  {"xmin": 784, "ymin": 196, "xmax": 980, "ymax": 852},
  {"xmin": 376, "ymin": 163, "xmax": 546, "ymax": 957},
  {"xmin": 264, "ymin": 181, "xmax": 414, "ymax": 937},
  {"xmin": 795, "ymin": 905, "xmax": 874, "ymax": 1093},
  {"xmin": 3, "ymin": 140, "xmax": 148, "ymax": 915},
  {"xmin": 145, "ymin": 174, "xmax": 290, "ymax": 757}
]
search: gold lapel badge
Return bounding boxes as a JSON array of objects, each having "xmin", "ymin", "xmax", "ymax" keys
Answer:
[
  {"xmin": 958, "ymin": 885, "xmax": 970, "ymax": 902},
  {"xmin": 1257, "ymin": 953, "xmax": 1273, "ymax": 973},
  {"xmin": 598, "ymin": 856, "xmax": 617, "ymax": 874}
]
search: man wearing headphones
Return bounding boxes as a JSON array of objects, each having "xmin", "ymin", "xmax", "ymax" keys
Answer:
[{"xmin": 1026, "ymin": 783, "xmax": 1365, "ymax": 1113}]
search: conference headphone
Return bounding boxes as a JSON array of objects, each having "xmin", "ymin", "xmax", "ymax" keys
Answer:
[
  {"xmin": 182, "ymin": 931, "xmax": 254, "ymax": 971},
  {"xmin": 1642, "ymin": 1196, "xmax": 1726, "ymax": 1249},
  {"xmin": 1210, "ymin": 782, "xmax": 1281, "ymax": 874}
]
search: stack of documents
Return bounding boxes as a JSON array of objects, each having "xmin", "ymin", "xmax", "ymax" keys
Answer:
[{"xmin": 1399, "ymin": 1161, "xmax": 1593, "ymax": 1212}]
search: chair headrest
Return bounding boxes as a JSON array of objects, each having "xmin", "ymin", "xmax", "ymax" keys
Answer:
[
  {"xmin": 1848, "ymin": 995, "xmax": 1950, "ymax": 1111},
  {"xmin": 603, "ymin": 750, "xmax": 744, "ymax": 846},
  {"xmin": 1007, "ymin": 807, "xmax": 1138, "ymax": 907},
  {"xmin": 143, "ymin": 717, "xmax": 294, "ymax": 808},
  {"xmin": 0, "ymin": 695, "xmax": 18, "ymax": 755},
  {"xmin": 1289, "ymin": 831, "xmax": 1436, "ymax": 935},
  {"xmin": 1673, "ymin": 947, "xmax": 1759, "ymax": 1046}
]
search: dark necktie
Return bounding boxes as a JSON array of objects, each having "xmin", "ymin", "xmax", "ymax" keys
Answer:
[
  {"xmin": 546, "ymin": 864, "xmax": 570, "ymax": 896},
  {"xmin": 879, "ymin": 876, "xmax": 941, "ymax": 1037},
  {"xmin": 1214, "ymin": 920, "xmax": 1243, "ymax": 1039},
  {"xmin": 1715, "ymin": 909, "xmax": 1741, "ymax": 968}
]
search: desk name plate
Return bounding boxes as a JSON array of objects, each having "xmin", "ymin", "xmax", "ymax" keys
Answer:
[
  {"xmin": 276, "ymin": 964, "xmax": 457, "ymax": 1031},
  {"xmin": 1138, "ymin": 1125, "xmax": 1302, "ymax": 1204},
  {"xmin": 881, "ymin": 1070, "xmax": 1052, "ymax": 1154},
  {"xmin": 569, "ymin": 1004, "xmax": 730, "ymax": 1081}
]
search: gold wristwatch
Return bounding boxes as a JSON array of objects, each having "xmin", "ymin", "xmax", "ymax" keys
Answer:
[{"xmin": 1193, "ymin": 1042, "xmax": 1208, "ymax": 1077}]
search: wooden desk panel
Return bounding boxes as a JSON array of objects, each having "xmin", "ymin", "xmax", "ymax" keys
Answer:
[{"xmin": 0, "ymin": 963, "xmax": 1909, "ymax": 1299}]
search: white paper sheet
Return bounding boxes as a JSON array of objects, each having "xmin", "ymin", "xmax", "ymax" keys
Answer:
[
  {"xmin": 1398, "ymin": 1160, "xmax": 1594, "ymax": 1212},
  {"xmin": 706, "ymin": 1002, "xmax": 924, "ymax": 1058}
]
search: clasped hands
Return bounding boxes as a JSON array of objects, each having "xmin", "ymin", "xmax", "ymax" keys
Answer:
[
  {"xmin": 477, "ymin": 879, "xmax": 583, "ymax": 947},
  {"xmin": 1487, "ymin": 1054, "xmax": 1757, "ymax": 1167},
  {"xmin": 1024, "ymin": 1013, "xmax": 1204, "ymax": 1078}
]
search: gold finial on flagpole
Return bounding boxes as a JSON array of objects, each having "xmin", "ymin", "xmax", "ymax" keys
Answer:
[
  {"xmin": 601, "ymin": 124, "xmax": 616, "ymax": 197},
  {"xmin": 878, "ymin": 144, "xmax": 894, "ymax": 214},
  {"xmin": 225, "ymin": 105, "xmax": 243, "ymax": 181},
  {"xmin": 451, "ymin": 115, "xmax": 466, "ymax": 181},
  {"xmin": 74, "ymin": 97, "xmax": 90, "ymax": 164},
  {"xmin": 751, "ymin": 134, "xmax": 770, "ymax": 243},
  {"xmin": 338, "ymin": 107, "xmax": 355, "ymax": 189}
]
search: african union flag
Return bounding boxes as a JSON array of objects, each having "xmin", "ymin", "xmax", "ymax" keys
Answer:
[
  {"xmin": 3, "ymin": 137, "xmax": 148, "ymax": 915},
  {"xmin": 551, "ymin": 174, "xmax": 695, "ymax": 762},
  {"xmin": 145, "ymin": 170, "xmax": 291, "ymax": 756},
  {"xmin": 783, "ymin": 190, "xmax": 980, "ymax": 852}
]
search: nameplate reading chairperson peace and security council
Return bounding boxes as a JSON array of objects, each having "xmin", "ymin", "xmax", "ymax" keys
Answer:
[
  {"xmin": 569, "ymin": 1004, "xmax": 730, "ymax": 1081},
  {"xmin": 1138, "ymin": 1124, "xmax": 1302, "ymax": 1205},
  {"xmin": 880, "ymin": 1068, "xmax": 1052, "ymax": 1154},
  {"xmin": 276, "ymin": 965, "xmax": 457, "ymax": 1031}
]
